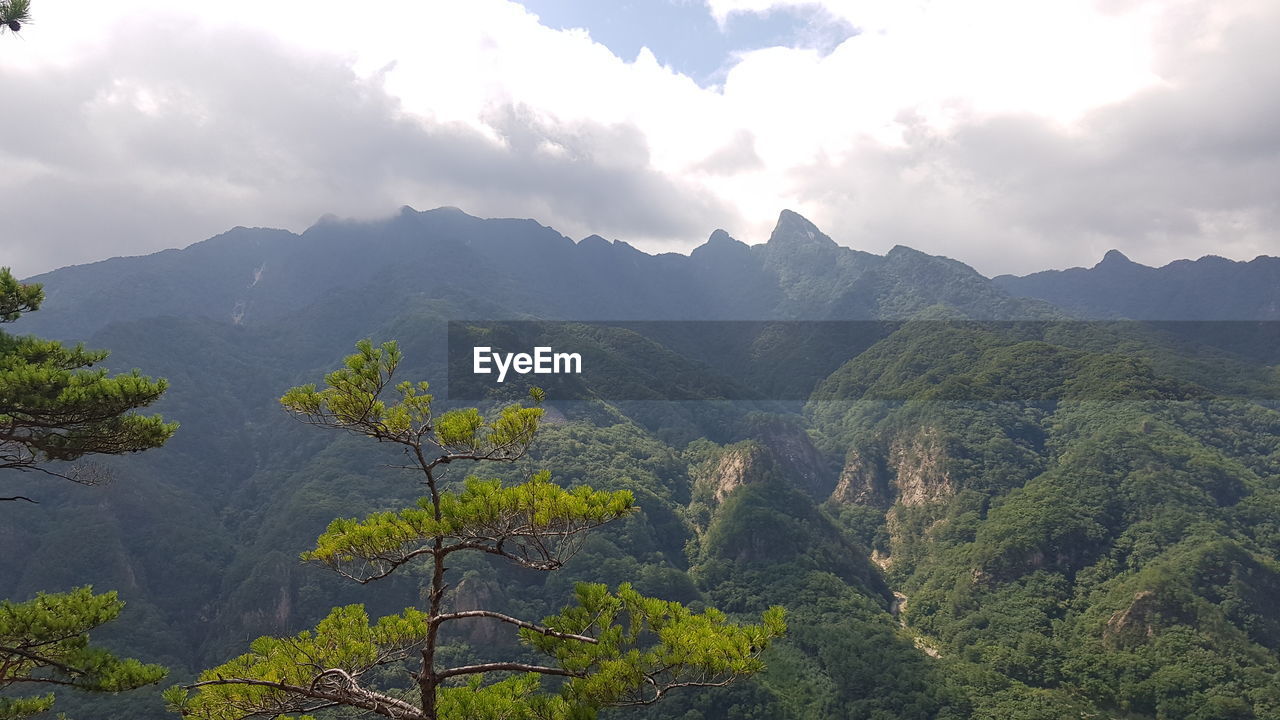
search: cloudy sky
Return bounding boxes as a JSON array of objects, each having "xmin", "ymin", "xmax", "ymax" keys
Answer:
[{"xmin": 2, "ymin": 0, "xmax": 1277, "ymax": 277}]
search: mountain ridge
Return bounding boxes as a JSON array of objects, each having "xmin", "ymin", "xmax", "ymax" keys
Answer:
[
  {"xmin": 17, "ymin": 207, "xmax": 1056, "ymax": 342},
  {"xmin": 996, "ymin": 249, "xmax": 1280, "ymax": 320}
]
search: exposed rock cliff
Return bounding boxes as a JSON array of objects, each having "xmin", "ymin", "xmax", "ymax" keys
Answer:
[
  {"xmin": 699, "ymin": 442, "xmax": 771, "ymax": 505},
  {"xmin": 754, "ymin": 420, "xmax": 836, "ymax": 500},
  {"xmin": 828, "ymin": 426, "xmax": 954, "ymax": 508},
  {"xmin": 448, "ymin": 575, "xmax": 507, "ymax": 647},
  {"xmin": 888, "ymin": 427, "xmax": 954, "ymax": 507},
  {"xmin": 830, "ymin": 448, "xmax": 890, "ymax": 507},
  {"xmin": 827, "ymin": 426, "xmax": 957, "ymax": 572}
]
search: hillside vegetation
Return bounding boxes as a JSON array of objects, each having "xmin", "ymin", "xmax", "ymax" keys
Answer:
[{"xmin": 4, "ymin": 208, "xmax": 1279, "ymax": 719}]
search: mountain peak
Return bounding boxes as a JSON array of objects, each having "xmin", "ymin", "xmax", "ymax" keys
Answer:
[
  {"xmin": 768, "ymin": 210, "xmax": 837, "ymax": 247},
  {"xmin": 887, "ymin": 244, "xmax": 927, "ymax": 259},
  {"xmin": 707, "ymin": 229, "xmax": 738, "ymax": 246},
  {"xmin": 578, "ymin": 234, "xmax": 611, "ymax": 249},
  {"xmin": 704, "ymin": 229, "xmax": 749, "ymax": 251},
  {"xmin": 691, "ymin": 229, "xmax": 749, "ymax": 261},
  {"xmin": 1097, "ymin": 249, "xmax": 1134, "ymax": 267}
]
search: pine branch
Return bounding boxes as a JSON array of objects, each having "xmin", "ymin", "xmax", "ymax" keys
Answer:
[
  {"xmin": 434, "ymin": 610, "xmax": 598, "ymax": 644},
  {"xmin": 0, "ymin": 644, "xmax": 84, "ymax": 677},
  {"xmin": 436, "ymin": 662, "xmax": 583, "ymax": 681},
  {"xmin": 613, "ymin": 676, "xmax": 737, "ymax": 706},
  {"xmin": 184, "ymin": 677, "xmax": 423, "ymax": 720}
]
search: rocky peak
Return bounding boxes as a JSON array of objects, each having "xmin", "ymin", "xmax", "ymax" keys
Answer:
[
  {"xmin": 448, "ymin": 576, "xmax": 506, "ymax": 646},
  {"xmin": 830, "ymin": 448, "xmax": 890, "ymax": 507},
  {"xmin": 706, "ymin": 229, "xmax": 739, "ymax": 246},
  {"xmin": 703, "ymin": 443, "xmax": 770, "ymax": 504},
  {"xmin": 767, "ymin": 210, "xmax": 838, "ymax": 248},
  {"xmin": 889, "ymin": 427, "xmax": 954, "ymax": 507}
]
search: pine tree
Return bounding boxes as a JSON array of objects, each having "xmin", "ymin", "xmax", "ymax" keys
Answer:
[
  {"xmin": 166, "ymin": 339, "xmax": 785, "ymax": 720},
  {"xmin": 0, "ymin": 589, "xmax": 168, "ymax": 719},
  {"xmin": 0, "ymin": 0, "xmax": 29, "ymax": 34},
  {"xmin": 0, "ymin": 268, "xmax": 176, "ymax": 502},
  {"xmin": 0, "ymin": 267, "xmax": 175, "ymax": 717}
]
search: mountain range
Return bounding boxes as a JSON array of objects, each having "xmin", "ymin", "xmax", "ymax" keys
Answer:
[
  {"xmin": 5, "ymin": 207, "xmax": 1280, "ymax": 720},
  {"xmin": 995, "ymin": 248, "xmax": 1280, "ymax": 320}
]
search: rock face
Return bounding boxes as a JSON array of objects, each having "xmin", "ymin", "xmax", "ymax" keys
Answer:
[
  {"xmin": 887, "ymin": 427, "xmax": 954, "ymax": 507},
  {"xmin": 696, "ymin": 424, "xmax": 837, "ymax": 508},
  {"xmin": 870, "ymin": 549, "xmax": 892, "ymax": 570},
  {"xmin": 830, "ymin": 449, "xmax": 890, "ymax": 507},
  {"xmin": 1103, "ymin": 590, "xmax": 1161, "ymax": 649},
  {"xmin": 827, "ymin": 426, "xmax": 956, "ymax": 572},
  {"xmin": 704, "ymin": 444, "xmax": 770, "ymax": 504},
  {"xmin": 448, "ymin": 576, "xmax": 506, "ymax": 647},
  {"xmin": 828, "ymin": 427, "xmax": 954, "ymax": 508},
  {"xmin": 754, "ymin": 420, "xmax": 836, "ymax": 500}
]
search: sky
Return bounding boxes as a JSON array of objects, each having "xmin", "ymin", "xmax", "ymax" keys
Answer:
[{"xmin": 1, "ymin": 0, "xmax": 1277, "ymax": 277}]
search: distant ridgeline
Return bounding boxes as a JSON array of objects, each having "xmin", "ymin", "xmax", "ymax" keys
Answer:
[
  {"xmin": 6, "ymin": 206, "xmax": 1280, "ymax": 719},
  {"xmin": 996, "ymin": 248, "xmax": 1280, "ymax": 321}
]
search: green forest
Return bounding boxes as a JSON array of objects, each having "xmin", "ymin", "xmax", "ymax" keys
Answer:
[{"xmin": 4, "ymin": 208, "xmax": 1280, "ymax": 719}]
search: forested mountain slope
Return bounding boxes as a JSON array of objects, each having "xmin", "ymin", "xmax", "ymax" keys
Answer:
[
  {"xmin": 4, "ymin": 208, "xmax": 1279, "ymax": 719},
  {"xmin": 810, "ymin": 320, "xmax": 1280, "ymax": 716}
]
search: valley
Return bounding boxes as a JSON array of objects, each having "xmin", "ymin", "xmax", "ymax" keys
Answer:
[{"xmin": 4, "ymin": 207, "xmax": 1279, "ymax": 719}]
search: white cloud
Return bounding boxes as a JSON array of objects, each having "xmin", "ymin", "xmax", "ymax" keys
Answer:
[{"xmin": 3, "ymin": 0, "xmax": 1277, "ymax": 276}]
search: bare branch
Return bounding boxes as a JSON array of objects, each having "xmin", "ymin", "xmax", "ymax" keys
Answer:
[
  {"xmin": 437, "ymin": 662, "xmax": 584, "ymax": 681},
  {"xmin": 312, "ymin": 546, "xmax": 439, "ymax": 585},
  {"xmin": 423, "ymin": 448, "xmax": 531, "ymax": 473},
  {"xmin": 0, "ymin": 676, "xmax": 84, "ymax": 688},
  {"xmin": 434, "ymin": 610, "xmax": 598, "ymax": 644},
  {"xmin": 613, "ymin": 677, "xmax": 737, "ymax": 707},
  {"xmin": 184, "ymin": 677, "xmax": 424, "ymax": 720}
]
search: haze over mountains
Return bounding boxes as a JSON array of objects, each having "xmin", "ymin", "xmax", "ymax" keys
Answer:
[
  {"xmin": 6, "ymin": 207, "xmax": 1280, "ymax": 719},
  {"xmin": 996, "ymin": 249, "xmax": 1280, "ymax": 320},
  {"xmin": 25, "ymin": 206, "xmax": 1279, "ymax": 336},
  {"xmin": 21, "ymin": 207, "xmax": 1046, "ymax": 342}
]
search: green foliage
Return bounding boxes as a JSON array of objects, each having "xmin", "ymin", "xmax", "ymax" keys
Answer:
[
  {"xmin": 171, "ymin": 341, "xmax": 784, "ymax": 720},
  {"xmin": 305, "ymin": 470, "xmax": 636, "ymax": 580},
  {"xmin": 0, "ymin": 1, "xmax": 30, "ymax": 33},
  {"xmin": 0, "ymin": 268, "xmax": 175, "ymax": 493},
  {"xmin": 165, "ymin": 604, "xmax": 429, "ymax": 720},
  {"xmin": 280, "ymin": 338, "xmax": 542, "ymax": 461},
  {"xmin": 434, "ymin": 674, "xmax": 585, "ymax": 720},
  {"xmin": 529, "ymin": 583, "xmax": 785, "ymax": 707},
  {"xmin": 0, "ymin": 270, "xmax": 41, "ymax": 322},
  {"xmin": 0, "ymin": 588, "xmax": 167, "ymax": 719},
  {"xmin": 0, "ymin": 268, "xmax": 174, "ymax": 718},
  {"xmin": 806, "ymin": 318, "xmax": 1280, "ymax": 718}
]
